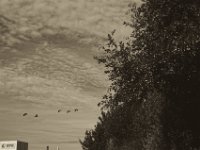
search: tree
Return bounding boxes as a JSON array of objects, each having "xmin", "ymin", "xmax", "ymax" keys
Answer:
[
  {"xmin": 80, "ymin": 112, "xmax": 109, "ymax": 150},
  {"xmin": 81, "ymin": 0, "xmax": 200, "ymax": 149}
]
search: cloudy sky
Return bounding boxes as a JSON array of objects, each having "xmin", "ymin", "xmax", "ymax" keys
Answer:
[{"xmin": 0, "ymin": 0, "xmax": 139, "ymax": 150}]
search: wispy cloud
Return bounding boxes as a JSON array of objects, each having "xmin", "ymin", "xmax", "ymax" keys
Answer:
[
  {"xmin": 0, "ymin": 1, "xmax": 141, "ymax": 150},
  {"xmin": 0, "ymin": 0, "xmax": 140, "ymax": 41}
]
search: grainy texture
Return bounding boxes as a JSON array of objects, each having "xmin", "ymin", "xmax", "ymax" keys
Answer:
[{"xmin": 0, "ymin": 0, "xmax": 141, "ymax": 150}]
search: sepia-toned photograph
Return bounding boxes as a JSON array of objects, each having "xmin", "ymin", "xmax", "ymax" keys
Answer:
[{"xmin": 0, "ymin": 0, "xmax": 199, "ymax": 150}]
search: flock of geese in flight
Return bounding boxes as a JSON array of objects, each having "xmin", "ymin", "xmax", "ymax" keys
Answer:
[{"xmin": 22, "ymin": 108, "xmax": 79, "ymax": 118}]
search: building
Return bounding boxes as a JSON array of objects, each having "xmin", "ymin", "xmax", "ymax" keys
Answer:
[{"xmin": 0, "ymin": 141, "xmax": 28, "ymax": 150}]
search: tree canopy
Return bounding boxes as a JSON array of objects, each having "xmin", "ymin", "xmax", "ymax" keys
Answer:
[{"xmin": 81, "ymin": 0, "xmax": 200, "ymax": 149}]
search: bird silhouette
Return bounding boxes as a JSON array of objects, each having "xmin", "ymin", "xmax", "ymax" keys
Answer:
[
  {"xmin": 58, "ymin": 109, "xmax": 62, "ymax": 113},
  {"xmin": 34, "ymin": 114, "xmax": 38, "ymax": 117},
  {"xmin": 66, "ymin": 110, "xmax": 71, "ymax": 113},
  {"xmin": 22, "ymin": 113, "xmax": 28, "ymax": 116},
  {"xmin": 74, "ymin": 108, "xmax": 78, "ymax": 112}
]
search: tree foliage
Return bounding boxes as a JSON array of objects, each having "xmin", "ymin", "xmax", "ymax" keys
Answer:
[{"xmin": 81, "ymin": 0, "xmax": 200, "ymax": 149}]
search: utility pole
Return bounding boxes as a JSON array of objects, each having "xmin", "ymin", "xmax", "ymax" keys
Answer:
[{"xmin": 56, "ymin": 146, "xmax": 59, "ymax": 150}]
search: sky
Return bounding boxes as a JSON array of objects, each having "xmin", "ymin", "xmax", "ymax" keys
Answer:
[{"xmin": 0, "ymin": 0, "xmax": 139, "ymax": 150}]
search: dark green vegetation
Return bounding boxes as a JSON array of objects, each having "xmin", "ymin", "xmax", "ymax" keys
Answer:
[{"xmin": 81, "ymin": 0, "xmax": 200, "ymax": 150}]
